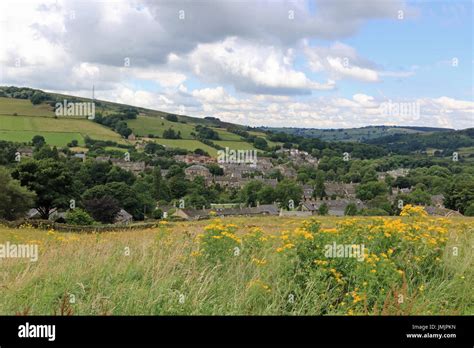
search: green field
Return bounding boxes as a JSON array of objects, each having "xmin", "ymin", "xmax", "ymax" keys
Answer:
[
  {"xmin": 0, "ymin": 115, "xmax": 125, "ymax": 146},
  {"xmin": 214, "ymin": 140, "xmax": 257, "ymax": 151},
  {"xmin": 129, "ymin": 115, "xmax": 265, "ymax": 155},
  {"xmin": 128, "ymin": 116, "xmax": 197, "ymax": 139},
  {"xmin": 0, "ymin": 95, "xmax": 278, "ymax": 151},
  {"xmin": 152, "ymin": 138, "xmax": 218, "ymax": 155},
  {"xmin": 0, "ymin": 97, "xmax": 54, "ymax": 117},
  {"xmin": 0, "ymin": 130, "xmax": 83, "ymax": 147},
  {"xmin": 212, "ymin": 128, "xmax": 243, "ymax": 141}
]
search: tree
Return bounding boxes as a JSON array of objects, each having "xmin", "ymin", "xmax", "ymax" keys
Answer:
[
  {"xmin": 207, "ymin": 163, "xmax": 224, "ymax": 176},
  {"xmin": 32, "ymin": 135, "xmax": 46, "ymax": 148},
  {"xmin": 240, "ymin": 180, "xmax": 264, "ymax": 206},
  {"xmin": 152, "ymin": 167, "xmax": 170, "ymax": 201},
  {"xmin": 30, "ymin": 91, "xmax": 46, "ymax": 105},
  {"xmin": 67, "ymin": 140, "xmax": 79, "ymax": 147},
  {"xmin": 33, "ymin": 146, "xmax": 59, "ymax": 160},
  {"xmin": 163, "ymin": 128, "xmax": 181, "ymax": 139},
  {"xmin": 356, "ymin": 181, "xmax": 387, "ymax": 201},
  {"xmin": 195, "ymin": 125, "xmax": 220, "ymax": 140},
  {"xmin": 144, "ymin": 143, "xmax": 165, "ymax": 154},
  {"xmin": 257, "ymin": 185, "xmax": 277, "ymax": 204},
  {"xmin": 82, "ymin": 182, "xmax": 149, "ymax": 220},
  {"xmin": 0, "ymin": 140, "xmax": 18, "ymax": 165},
  {"xmin": 0, "ymin": 168, "xmax": 36, "ymax": 220},
  {"xmin": 107, "ymin": 166, "xmax": 136, "ymax": 185},
  {"xmin": 79, "ymin": 161, "xmax": 112, "ymax": 187},
  {"xmin": 393, "ymin": 176, "xmax": 411, "ymax": 189},
  {"xmin": 166, "ymin": 114, "xmax": 178, "ymax": 122},
  {"xmin": 83, "ymin": 196, "xmax": 121, "ymax": 224},
  {"xmin": 275, "ymin": 179, "xmax": 303, "ymax": 209},
  {"xmin": 169, "ymin": 176, "xmax": 188, "ymax": 199},
  {"xmin": 344, "ymin": 203, "xmax": 358, "ymax": 216},
  {"xmin": 361, "ymin": 168, "xmax": 378, "ymax": 184},
  {"xmin": 12, "ymin": 159, "xmax": 75, "ymax": 219},
  {"xmin": 253, "ymin": 137, "xmax": 268, "ymax": 150},
  {"xmin": 318, "ymin": 203, "xmax": 329, "ymax": 215},
  {"xmin": 132, "ymin": 178, "xmax": 156, "ymax": 219},
  {"xmin": 65, "ymin": 208, "xmax": 94, "ymax": 225},
  {"xmin": 464, "ymin": 202, "xmax": 474, "ymax": 216},
  {"xmin": 313, "ymin": 171, "xmax": 326, "ymax": 199},
  {"xmin": 444, "ymin": 179, "xmax": 474, "ymax": 214},
  {"xmin": 268, "ymin": 169, "xmax": 283, "ymax": 181},
  {"xmin": 186, "ymin": 192, "xmax": 208, "ymax": 209}
]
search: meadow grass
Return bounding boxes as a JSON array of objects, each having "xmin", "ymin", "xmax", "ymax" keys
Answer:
[
  {"xmin": 0, "ymin": 97, "xmax": 54, "ymax": 117},
  {"xmin": 150, "ymin": 138, "xmax": 218, "ymax": 156},
  {"xmin": 0, "ymin": 130, "xmax": 84, "ymax": 147},
  {"xmin": 0, "ymin": 115, "xmax": 125, "ymax": 145},
  {"xmin": 128, "ymin": 116, "xmax": 197, "ymax": 139},
  {"xmin": 0, "ymin": 214, "xmax": 472, "ymax": 315},
  {"xmin": 213, "ymin": 140, "xmax": 257, "ymax": 151}
]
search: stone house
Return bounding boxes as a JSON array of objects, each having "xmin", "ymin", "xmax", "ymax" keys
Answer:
[
  {"xmin": 173, "ymin": 204, "xmax": 279, "ymax": 220},
  {"xmin": 174, "ymin": 154, "xmax": 216, "ymax": 165},
  {"xmin": 17, "ymin": 147, "xmax": 33, "ymax": 158},
  {"xmin": 301, "ymin": 199, "xmax": 365, "ymax": 216},
  {"xmin": 184, "ymin": 164, "xmax": 211, "ymax": 180},
  {"xmin": 114, "ymin": 209, "xmax": 133, "ymax": 224},
  {"xmin": 110, "ymin": 159, "xmax": 146, "ymax": 175},
  {"xmin": 324, "ymin": 182, "xmax": 357, "ymax": 198}
]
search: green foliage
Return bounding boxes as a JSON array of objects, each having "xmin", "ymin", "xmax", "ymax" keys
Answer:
[
  {"xmin": 253, "ymin": 137, "xmax": 268, "ymax": 150},
  {"xmin": 276, "ymin": 179, "xmax": 303, "ymax": 209},
  {"xmin": 195, "ymin": 125, "xmax": 220, "ymax": 140},
  {"xmin": 464, "ymin": 203, "xmax": 474, "ymax": 216},
  {"xmin": 65, "ymin": 208, "xmax": 94, "ymax": 225},
  {"xmin": 0, "ymin": 167, "xmax": 36, "ymax": 220},
  {"xmin": 165, "ymin": 114, "xmax": 178, "ymax": 122},
  {"xmin": 318, "ymin": 203, "xmax": 329, "ymax": 215},
  {"xmin": 344, "ymin": 203, "xmax": 358, "ymax": 216},
  {"xmin": 444, "ymin": 178, "xmax": 474, "ymax": 214},
  {"xmin": 12, "ymin": 159, "xmax": 75, "ymax": 219},
  {"xmin": 356, "ymin": 181, "xmax": 387, "ymax": 201},
  {"xmin": 163, "ymin": 128, "xmax": 182, "ymax": 139},
  {"xmin": 83, "ymin": 195, "xmax": 121, "ymax": 224},
  {"xmin": 32, "ymin": 135, "xmax": 46, "ymax": 148}
]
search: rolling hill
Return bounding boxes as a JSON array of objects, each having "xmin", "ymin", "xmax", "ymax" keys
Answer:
[
  {"xmin": 0, "ymin": 86, "xmax": 272, "ymax": 154},
  {"xmin": 261, "ymin": 125, "xmax": 453, "ymax": 142}
]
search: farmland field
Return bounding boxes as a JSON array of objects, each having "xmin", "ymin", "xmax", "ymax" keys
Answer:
[
  {"xmin": 128, "ymin": 115, "xmax": 197, "ymax": 139},
  {"xmin": 0, "ymin": 212, "xmax": 472, "ymax": 315},
  {"xmin": 0, "ymin": 97, "xmax": 55, "ymax": 117},
  {"xmin": 151, "ymin": 138, "xmax": 218, "ymax": 155},
  {"xmin": 214, "ymin": 140, "xmax": 257, "ymax": 151},
  {"xmin": 0, "ymin": 115, "xmax": 125, "ymax": 146},
  {"xmin": 0, "ymin": 130, "xmax": 83, "ymax": 147}
]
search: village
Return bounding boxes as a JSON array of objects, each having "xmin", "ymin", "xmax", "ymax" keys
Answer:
[{"xmin": 15, "ymin": 144, "xmax": 462, "ymax": 225}]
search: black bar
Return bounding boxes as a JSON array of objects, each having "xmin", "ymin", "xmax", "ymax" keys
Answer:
[{"xmin": 0, "ymin": 316, "xmax": 472, "ymax": 346}]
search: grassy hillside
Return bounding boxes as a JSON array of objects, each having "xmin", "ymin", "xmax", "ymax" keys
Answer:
[
  {"xmin": 366, "ymin": 128, "xmax": 474, "ymax": 156},
  {"xmin": 262, "ymin": 125, "xmax": 453, "ymax": 142},
  {"xmin": 128, "ymin": 116, "xmax": 196, "ymax": 138},
  {"xmin": 151, "ymin": 138, "xmax": 218, "ymax": 155},
  {"xmin": 0, "ymin": 114, "xmax": 125, "ymax": 146},
  {"xmin": 0, "ymin": 97, "xmax": 55, "ymax": 117},
  {"xmin": 0, "ymin": 88, "xmax": 266, "ymax": 152}
]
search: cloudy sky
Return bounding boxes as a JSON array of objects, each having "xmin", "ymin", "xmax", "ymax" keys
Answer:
[{"xmin": 0, "ymin": 0, "xmax": 473, "ymax": 129}]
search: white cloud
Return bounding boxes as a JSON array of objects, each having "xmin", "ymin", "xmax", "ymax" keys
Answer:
[
  {"xmin": 185, "ymin": 37, "xmax": 335, "ymax": 95},
  {"xmin": 304, "ymin": 41, "xmax": 416, "ymax": 83}
]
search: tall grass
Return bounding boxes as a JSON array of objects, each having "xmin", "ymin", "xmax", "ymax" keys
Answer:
[{"xmin": 0, "ymin": 216, "xmax": 472, "ymax": 315}]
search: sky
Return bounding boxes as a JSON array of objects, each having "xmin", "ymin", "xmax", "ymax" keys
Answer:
[{"xmin": 0, "ymin": 0, "xmax": 473, "ymax": 129}]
